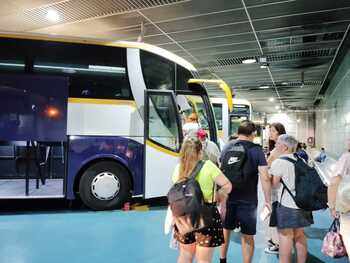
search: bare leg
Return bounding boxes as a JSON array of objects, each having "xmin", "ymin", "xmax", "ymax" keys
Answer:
[
  {"xmin": 195, "ymin": 246, "xmax": 214, "ymax": 263},
  {"xmin": 241, "ymin": 234, "xmax": 254, "ymax": 263},
  {"xmin": 278, "ymin": 228, "xmax": 294, "ymax": 263},
  {"xmin": 340, "ymin": 215, "xmax": 350, "ymax": 255},
  {"xmin": 270, "ymin": 227, "xmax": 279, "ymax": 245},
  {"xmin": 220, "ymin": 229, "xmax": 231, "ymax": 259},
  {"xmin": 294, "ymin": 228, "xmax": 307, "ymax": 263},
  {"xmin": 177, "ymin": 243, "xmax": 196, "ymax": 263}
]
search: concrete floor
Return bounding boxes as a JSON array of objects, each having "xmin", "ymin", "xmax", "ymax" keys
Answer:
[
  {"xmin": 0, "ymin": 179, "xmax": 64, "ymax": 197},
  {"xmin": 0, "ymin": 206, "xmax": 348, "ymax": 263}
]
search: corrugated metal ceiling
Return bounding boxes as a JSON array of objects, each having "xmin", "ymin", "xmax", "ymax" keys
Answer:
[{"xmin": 0, "ymin": 0, "xmax": 349, "ymax": 113}]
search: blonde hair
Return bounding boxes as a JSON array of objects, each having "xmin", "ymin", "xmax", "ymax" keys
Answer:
[
  {"xmin": 188, "ymin": 113, "xmax": 198, "ymax": 122},
  {"xmin": 178, "ymin": 137, "xmax": 202, "ymax": 181}
]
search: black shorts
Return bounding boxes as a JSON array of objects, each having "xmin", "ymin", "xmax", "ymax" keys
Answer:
[
  {"xmin": 174, "ymin": 207, "xmax": 224, "ymax": 247},
  {"xmin": 223, "ymin": 201, "xmax": 257, "ymax": 235}
]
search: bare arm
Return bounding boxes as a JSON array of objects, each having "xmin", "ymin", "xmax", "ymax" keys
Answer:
[
  {"xmin": 267, "ymin": 148, "xmax": 281, "ymax": 167},
  {"xmin": 272, "ymin": 174, "xmax": 281, "ymax": 187},
  {"xmin": 214, "ymin": 173, "xmax": 232, "ymax": 202},
  {"xmin": 259, "ymin": 165, "xmax": 272, "ymax": 206},
  {"xmin": 267, "ymin": 154, "xmax": 275, "ymax": 168},
  {"xmin": 328, "ymin": 175, "xmax": 341, "ymax": 217}
]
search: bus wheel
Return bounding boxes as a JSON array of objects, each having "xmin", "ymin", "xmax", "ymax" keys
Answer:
[{"xmin": 79, "ymin": 161, "xmax": 131, "ymax": 210}]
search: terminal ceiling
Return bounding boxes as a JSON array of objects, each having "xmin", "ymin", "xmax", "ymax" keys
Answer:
[{"xmin": 0, "ymin": 0, "xmax": 349, "ymax": 113}]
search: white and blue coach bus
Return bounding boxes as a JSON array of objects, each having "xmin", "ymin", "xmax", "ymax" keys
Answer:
[{"xmin": 0, "ymin": 34, "xmax": 232, "ymax": 210}]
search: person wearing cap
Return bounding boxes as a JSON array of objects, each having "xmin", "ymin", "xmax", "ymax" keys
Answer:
[
  {"xmin": 197, "ymin": 128, "xmax": 221, "ymax": 166},
  {"xmin": 328, "ymin": 138, "xmax": 350, "ymax": 253}
]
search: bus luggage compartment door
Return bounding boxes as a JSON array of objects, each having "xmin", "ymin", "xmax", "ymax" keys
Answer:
[{"xmin": 0, "ymin": 74, "xmax": 68, "ymax": 198}]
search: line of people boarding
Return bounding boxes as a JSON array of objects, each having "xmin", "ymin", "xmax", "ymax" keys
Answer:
[{"xmin": 167, "ymin": 120, "xmax": 350, "ymax": 263}]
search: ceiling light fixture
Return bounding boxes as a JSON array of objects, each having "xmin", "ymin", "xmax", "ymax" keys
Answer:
[
  {"xmin": 46, "ymin": 10, "xmax": 60, "ymax": 22},
  {"xmin": 259, "ymin": 85, "xmax": 269, "ymax": 89},
  {"xmin": 260, "ymin": 64, "xmax": 267, "ymax": 69},
  {"xmin": 275, "ymin": 105, "xmax": 280, "ymax": 110},
  {"xmin": 297, "ymin": 119, "xmax": 301, "ymax": 123},
  {"xmin": 242, "ymin": 58, "xmax": 256, "ymax": 64},
  {"xmin": 281, "ymin": 82, "xmax": 288, "ymax": 85},
  {"xmin": 269, "ymin": 97, "xmax": 274, "ymax": 102}
]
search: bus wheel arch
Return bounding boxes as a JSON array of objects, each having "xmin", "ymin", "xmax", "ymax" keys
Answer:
[{"xmin": 75, "ymin": 159, "xmax": 133, "ymax": 210}]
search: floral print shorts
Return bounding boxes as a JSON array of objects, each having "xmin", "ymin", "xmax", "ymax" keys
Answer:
[{"xmin": 174, "ymin": 206, "xmax": 224, "ymax": 247}]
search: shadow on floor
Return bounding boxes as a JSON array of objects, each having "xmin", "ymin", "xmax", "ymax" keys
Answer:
[
  {"xmin": 305, "ymin": 227, "xmax": 328, "ymax": 240},
  {"xmin": 306, "ymin": 253, "xmax": 326, "ymax": 263}
]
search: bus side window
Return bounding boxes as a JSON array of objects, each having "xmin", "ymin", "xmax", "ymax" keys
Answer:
[{"xmin": 140, "ymin": 51, "xmax": 175, "ymax": 91}]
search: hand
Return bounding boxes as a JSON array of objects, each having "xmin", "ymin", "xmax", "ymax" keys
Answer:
[
  {"xmin": 264, "ymin": 202, "xmax": 272, "ymax": 212},
  {"xmin": 330, "ymin": 208, "xmax": 339, "ymax": 219}
]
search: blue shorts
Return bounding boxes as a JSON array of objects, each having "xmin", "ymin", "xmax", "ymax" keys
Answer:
[{"xmin": 223, "ymin": 201, "xmax": 257, "ymax": 235}]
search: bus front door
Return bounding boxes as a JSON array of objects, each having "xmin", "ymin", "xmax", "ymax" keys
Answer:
[{"xmin": 144, "ymin": 90, "xmax": 182, "ymax": 198}]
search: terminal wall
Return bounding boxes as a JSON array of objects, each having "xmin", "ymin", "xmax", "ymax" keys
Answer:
[
  {"xmin": 267, "ymin": 112, "xmax": 315, "ymax": 145},
  {"xmin": 315, "ymin": 49, "xmax": 350, "ymax": 158}
]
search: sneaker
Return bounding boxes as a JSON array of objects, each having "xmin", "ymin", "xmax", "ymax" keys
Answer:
[
  {"xmin": 264, "ymin": 245, "xmax": 279, "ymax": 255},
  {"xmin": 233, "ymin": 226, "xmax": 241, "ymax": 233},
  {"xmin": 267, "ymin": 239, "xmax": 275, "ymax": 248}
]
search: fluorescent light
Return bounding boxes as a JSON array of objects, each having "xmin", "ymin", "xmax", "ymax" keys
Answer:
[
  {"xmin": 269, "ymin": 97, "xmax": 274, "ymax": 102},
  {"xmin": 88, "ymin": 65, "xmax": 126, "ymax": 73},
  {"xmin": 242, "ymin": 58, "xmax": 256, "ymax": 64},
  {"xmin": 46, "ymin": 10, "xmax": 60, "ymax": 22},
  {"xmin": 0, "ymin": 62, "xmax": 25, "ymax": 67},
  {"xmin": 259, "ymin": 85, "xmax": 269, "ymax": 89},
  {"xmin": 34, "ymin": 64, "xmax": 125, "ymax": 74}
]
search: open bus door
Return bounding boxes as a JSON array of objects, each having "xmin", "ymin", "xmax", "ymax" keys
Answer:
[
  {"xmin": 0, "ymin": 74, "xmax": 67, "ymax": 198},
  {"xmin": 144, "ymin": 90, "xmax": 182, "ymax": 198}
]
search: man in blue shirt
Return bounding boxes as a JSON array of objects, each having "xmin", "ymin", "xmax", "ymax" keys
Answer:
[
  {"xmin": 219, "ymin": 120, "xmax": 272, "ymax": 263},
  {"xmin": 315, "ymin": 147, "xmax": 326, "ymax": 163}
]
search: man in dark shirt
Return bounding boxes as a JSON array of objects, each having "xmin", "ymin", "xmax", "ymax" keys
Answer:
[{"xmin": 219, "ymin": 120, "xmax": 272, "ymax": 263}]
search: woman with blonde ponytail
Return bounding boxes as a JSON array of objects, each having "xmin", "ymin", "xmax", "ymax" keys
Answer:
[{"xmin": 172, "ymin": 137, "xmax": 232, "ymax": 263}]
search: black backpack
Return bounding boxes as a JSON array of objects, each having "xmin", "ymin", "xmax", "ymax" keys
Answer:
[
  {"xmin": 220, "ymin": 140, "xmax": 256, "ymax": 188},
  {"xmin": 167, "ymin": 161, "xmax": 206, "ymax": 217},
  {"xmin": 280, "ymin": 155, "xmax": 328, "ymax": 211}
]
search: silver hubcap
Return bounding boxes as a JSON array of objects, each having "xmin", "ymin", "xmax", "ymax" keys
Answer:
[{"xmin": 91, "ymin": 172, "xmax": 120, "ymax": 200}]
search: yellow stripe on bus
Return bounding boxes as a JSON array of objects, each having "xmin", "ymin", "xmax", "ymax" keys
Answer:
[
  {"xmin": 146, "ymin": 140, "xmax": 180, "ymax": 157},
  {"xmin": 68, "ymin": 98, "xmax": 136, "ymax": 107}
]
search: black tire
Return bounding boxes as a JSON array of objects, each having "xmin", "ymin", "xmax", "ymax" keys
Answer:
[{"xmin": 79, "ymin": 161, "xmax": 131, "ymax": 211}]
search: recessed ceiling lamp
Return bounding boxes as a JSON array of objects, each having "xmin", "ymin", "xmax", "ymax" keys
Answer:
[
  {"xmin": 259, "ymin": 85, "xmax": 269, "ymax": 89},
  {"xmin": 281, "ymin": 82, "xmax": 288, "ymax": 85},
  {"xmin": 242, "ymin": 58, "xmax": 256, "ymax": 64},
  {"xmin": 269, "ymin": 97, "xmax": 274, "ymax": 102},
  {"xmin": 275, "ymin": 105, "xmax": 280, "ymax": 110},
  {"xmin": 46, "ymin": 10, "xmax": 60, "ymax": 22},
  {"xmin": 297, "ymin": 119, "xmax": 301, "ymax": 123}
]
